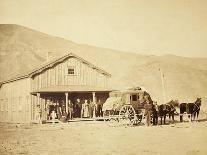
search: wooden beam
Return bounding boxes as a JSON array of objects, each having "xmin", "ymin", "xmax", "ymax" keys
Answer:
[
  {"xmin": 92, "ymin": 92, "xmax": 96, "ymax": 118},
  {"xmin": 65, "ymin": 92, "xmax": 68, "ymax": 114}
]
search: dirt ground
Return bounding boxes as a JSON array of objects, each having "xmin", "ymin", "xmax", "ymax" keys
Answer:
[{"xmin": 0, "ymin": 114, "xmax": 207, "ymax": 155}]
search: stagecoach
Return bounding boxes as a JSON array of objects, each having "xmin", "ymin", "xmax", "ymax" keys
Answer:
[{"xmin": 102, "ymin": 87, "xmax": 153, "ymax": 125}]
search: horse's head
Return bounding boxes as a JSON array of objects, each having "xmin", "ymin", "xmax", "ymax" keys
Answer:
[
  {"xmin": 172, "ymin": 100, "xmax": 180, "ymax": 107},
  {"xmin": 195, "ymin": 98, "xmax": 202, "ymax": 107},
  {"xmin": 142, "ymin": 91, "xmax": 153, "ymax": 102},
  {"xmin": 158, "ymin": 104, "xmax": 163, "ymax": 111}
]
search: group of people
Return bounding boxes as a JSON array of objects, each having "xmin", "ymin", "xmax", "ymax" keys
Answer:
[
  {"xmin": 70, "ymin": 98, "xmax": 103, "ymax": 119},
  {"xmin": 46, "ymin": 98, "xmax": 104, "ymax": 121}
]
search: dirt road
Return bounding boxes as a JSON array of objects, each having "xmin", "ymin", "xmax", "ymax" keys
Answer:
[{"xmin": 0, "ymin": 118, "xmax": 207, "ymax": 155}]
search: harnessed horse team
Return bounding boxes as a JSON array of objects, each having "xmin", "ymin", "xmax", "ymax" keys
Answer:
[{"xmin": 151, "ymin": 98, "xmax": 202, "ymax": 125}]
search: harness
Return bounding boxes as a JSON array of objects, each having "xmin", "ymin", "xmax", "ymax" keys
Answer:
[
  {"xmin": 192, "ymin": 102, "xmax": 200, "ymax": 114},
  {"xmin": 166, "ymin": 103, "xmax": 176, "ymax": 113},
  {"xmin": 184, "ymin": 102, "xmax": 200, "ymax": 115}
]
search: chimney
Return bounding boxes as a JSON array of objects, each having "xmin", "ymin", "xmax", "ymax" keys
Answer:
[{"xmin": 47, "ymin": 52, "xmax": 54, "ymax": 62}]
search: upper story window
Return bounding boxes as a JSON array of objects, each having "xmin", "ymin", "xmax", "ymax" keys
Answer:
[{"xmin": 67, "ymin": 66, "xmax": 76, "ymax": 75}]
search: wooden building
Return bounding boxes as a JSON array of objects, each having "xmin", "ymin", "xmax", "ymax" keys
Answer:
[{"xmin": 0, "ymin": 53, "xmax": 111, "ymax": 123}]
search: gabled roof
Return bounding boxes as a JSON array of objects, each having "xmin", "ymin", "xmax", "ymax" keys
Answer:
[{"xmin": 0, "ymin": 52, "xmax": 111, "ymax": 84}]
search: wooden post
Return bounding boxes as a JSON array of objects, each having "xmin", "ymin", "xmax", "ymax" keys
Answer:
[
  {"xmin": 37, "ymin": 93, "xmax": 40, "ymax": 106},
  {"xmin": 36, "ymin": 93, "xmax": 41, "ymax": 124},
  {"xmin": 65, "ymin": 92, "xmax": 68, "ymax": 114},
  {"xmin": 92, "ymin": 92, "xmax": 96, "ymax": 103},
  {"xmin": 92, "ymin": 92, "xmax": 96, "ymax": 118},
  {"xmin": 159, "ymin": 68, "xmax": 166, "ymax": 104}
]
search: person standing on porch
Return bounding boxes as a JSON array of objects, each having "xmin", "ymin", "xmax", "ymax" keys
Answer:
[
  {"xmin": 97, "ymin": 99, "xmax": 103, "ymax": 117},
  {"xmin": 78, "ymin": 99, "xmax": 82, "ymax": 118},
  {"xmin": 46, "ymin": 100, "xmax": 50, "ymax": 120},
  {"xmin": 35, "ymin": 105, "xmax": 42, "ymax": 125},
  {"xmin": 73, "ymin": 100, "xmax": 78, "ymax": 118},
  {"xmin": 93, "ymin": 101, "xmax": 98, "ymax": 118},
  {"xmin": 74, "ymin": 98, "xmax": 81, "ymax": 118},
  {"xmin": 60, "ymin": 99, "xmax": 67, "ymax": 117},
  {"xmin": 51, "ymin": 110, "xmax": 56, "ymax": 126},
  {"xmin": 82, "ymin": 99, "xmax": 89, "ymax": 118},
  {"xmin": 68, "ymin": 100, "xmax": 74, "ymax": 120},
  {"xmin": 56, "ymin": 102, "xmax": 61, "ymax": 119},
  {"xmin": 49, "ymin": 102, "xmax": 54, "ymax": 119},
  {"xmin": 89, "ymin": 99, "xmax": 94, "ymax": 118}
]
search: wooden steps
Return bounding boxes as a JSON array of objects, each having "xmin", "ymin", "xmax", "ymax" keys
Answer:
[
  {"xmin": 42, "ymin": 117, "xmax": 106, "ymax": 123},
  {"xmin": 45, "ymin": 119, "xmax": 60, "ymax": 123},
  {"xmin": 68, "ymin": 117, "xmax": 105, "ymax": 122}
]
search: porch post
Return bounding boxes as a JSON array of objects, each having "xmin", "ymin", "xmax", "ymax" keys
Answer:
[
  {"xmin": 92, "ymin": 92, "xmax": 96, "ymax": 118},
  {"xmin": 36, "ymin": 93, "xmax": 41, "ymax": 124},
  {"xmin": 37, "ymin": 93, "xmax": 40, "ymax": 106},
  {"xmin": 65, "ymin": 92, "xmax": 68, "ymax": 114}
]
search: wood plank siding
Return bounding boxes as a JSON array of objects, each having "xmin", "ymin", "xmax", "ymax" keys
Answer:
[
  {"xmin": 0, "ymin": 53, "xmax": 111, "ymax": 123},
  {"xmin": 31, "ymin": 57, "xmax": 109, "ymax": 91},
  {"xmin": 0, "ymin": 78, "xmax": 31, "ymax": 123}
]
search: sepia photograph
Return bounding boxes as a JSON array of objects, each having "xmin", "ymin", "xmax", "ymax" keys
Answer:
[{"xmin": 0, "ymin": 0, "xmax": 207, "ymax": 155}]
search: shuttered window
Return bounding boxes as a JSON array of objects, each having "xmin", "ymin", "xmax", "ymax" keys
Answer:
[{"xmin": 67, "ymin": 66, "xmax": 75, "ymax": 75}]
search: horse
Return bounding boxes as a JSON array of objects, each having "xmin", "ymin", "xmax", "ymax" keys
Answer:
[
  {"xmin": 152, "ymin": 100, "xmax": 179, "ymax": 125},
  {"xmin": 166, "ymin": 100, "xmax": 179, "ymax": 123},
  {"xmin": 157, "ymin": 104, "xmax": 172, "ymax": 125},
  {"xmin": 179, "ymin": 98, "xmax": 201, "ymax": 122}
]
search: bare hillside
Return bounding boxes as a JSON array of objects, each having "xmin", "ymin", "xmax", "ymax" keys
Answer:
[{"xmin": 0, "ymin": 24, "xmax": 207, "ymax": 103}]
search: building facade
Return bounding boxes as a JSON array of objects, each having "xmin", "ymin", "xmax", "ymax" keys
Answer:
[{"xmin": 0, "ymin": 53, "xmax": 111, "ymax": 123}]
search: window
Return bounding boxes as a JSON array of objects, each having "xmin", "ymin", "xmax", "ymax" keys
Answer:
[
  {"xmin": 67, "ymin": 66, "xmax": 75, "ymax": 75},
  {"xmin": 132, "ymin": 95, "xmax": 137, "ymax": 101}
]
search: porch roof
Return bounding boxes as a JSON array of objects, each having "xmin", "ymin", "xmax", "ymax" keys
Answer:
[{"xmin": 31, "ymin": 85, "xmax": 113, "ymax": 93}]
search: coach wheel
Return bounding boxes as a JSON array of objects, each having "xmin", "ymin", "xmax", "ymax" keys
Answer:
[{"xmin": 119, "ymin": 105, "xmax": 136, "ymax": 126}]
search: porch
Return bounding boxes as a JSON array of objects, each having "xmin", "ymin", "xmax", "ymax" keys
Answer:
[{"xmin": 31, "ymin": 85, "xmax": 111, "ymax": 122}]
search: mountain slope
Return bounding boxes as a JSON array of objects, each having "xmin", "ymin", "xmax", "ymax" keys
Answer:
[{"xmin": 0, "ymin": 24, "xmax": 207, "ymax": 103}]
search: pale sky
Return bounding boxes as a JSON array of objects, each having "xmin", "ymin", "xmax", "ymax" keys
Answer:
[{"xmin": 0, "ymin": 0, "xmax": 207, "ymax": 57}]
